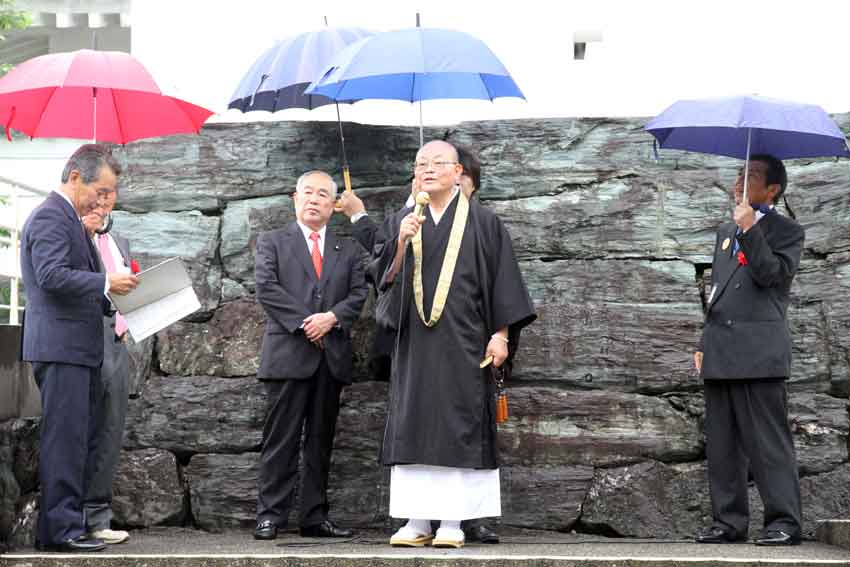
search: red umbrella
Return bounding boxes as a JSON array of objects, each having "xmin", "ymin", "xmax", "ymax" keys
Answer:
[{"xmin": 0, "ymin": 49, "xmax": 213, "ymax": 143}]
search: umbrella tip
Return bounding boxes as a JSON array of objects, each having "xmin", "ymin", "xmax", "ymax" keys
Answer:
[
  {"xmin": 323, "ymin": 15, "xmax": 328, "ymax": 26},
  {"xmin": 416, "ymin": 12, "xmax": 420, "ymax": 27}
]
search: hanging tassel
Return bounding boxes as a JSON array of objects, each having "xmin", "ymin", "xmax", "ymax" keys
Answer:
[
  {"xmin": 492, "ymin": 365, "xmax": 509, "ymax": 424},
  {"xmin": 652, "ymin": 139, "xmax": 659, "ymax": 162}
]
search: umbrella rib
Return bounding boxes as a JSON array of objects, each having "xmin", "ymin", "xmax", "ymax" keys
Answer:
[
  {"xmin": 480, "ymin": 73, "xmax": 496, "ymax": 102},
  {"xmin": 170, "ymin": 96, "xmax": 205, "ymax": 135},
  {"xmin": 29, "ymin": 86, "xmax": 63, "ymax": 138},
  {"xmin": 109, "ymin": 88, "xmax": 127, "ymax": 144}
]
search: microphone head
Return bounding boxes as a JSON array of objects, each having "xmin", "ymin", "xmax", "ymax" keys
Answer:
[{"xmin": 415, "ymin": 192, "xmax": 431, "ymax": 207}]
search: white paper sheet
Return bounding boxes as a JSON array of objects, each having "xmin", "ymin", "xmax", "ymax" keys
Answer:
[{"xmin": 110, "ymin": 257, "xmax": 200, "ymax": 342}]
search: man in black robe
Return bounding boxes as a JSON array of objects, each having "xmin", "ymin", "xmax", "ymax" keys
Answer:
[{"xmin": 375, "ymin": 140, "xmax": 535, "ymax": 548}]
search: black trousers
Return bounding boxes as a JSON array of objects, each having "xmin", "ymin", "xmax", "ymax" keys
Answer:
[
  {"xmin": 32, "ymin": 361, "xmax": 98, "ymax": 545},
  {"xmin": 703, "ymin": 379, "xmax": 802, "ymax": 538},
  {"xmin": 256, "ymin": 360, "xmax": 343, "ymax": 528}
]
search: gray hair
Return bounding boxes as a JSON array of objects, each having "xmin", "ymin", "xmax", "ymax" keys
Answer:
[
  {"xmin": 295, "ymin": 170, "xmax": 337, "ymax": 198},
  {"xmin": 61, "ymin": 144, "xmax": 122, "ymax": 184}
]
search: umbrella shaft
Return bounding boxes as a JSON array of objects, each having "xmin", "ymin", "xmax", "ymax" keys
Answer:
[
  {"xmin": 92, "ymin": 88, "xmax": 97, "ymax": 142},
  {"xmin": 743, "ymin": 128, "xmax": 752, "ymax": 202}
]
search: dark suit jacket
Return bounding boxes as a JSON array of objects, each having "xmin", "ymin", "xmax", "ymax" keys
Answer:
[
  {"xmin": 255, "ymin": 222, "xmax": 368, "ymax": 383},
  {"xmin": 698, "ymin": 211, "xmax": 804, "ymax": 380},
  {"xmin": 20, "ymin": 191, "xmax": 109, "ymax": 368}
]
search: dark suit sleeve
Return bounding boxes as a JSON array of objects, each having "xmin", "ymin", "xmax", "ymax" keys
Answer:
[
  {"xmin": 697, "ymin": 230, "xmax": 723, "ymax": 352},
  {"xmin": 351, "ymin": 216, "xmax": 379, "ymax": 252},
  {"xmin": 329, "ymin": 244, "xmax": 368, "ymax": 332},
  {"xmin": 738, "ymin": 220, "xmax": 804, "ymax": 288},
  {"xmin": 28, "ymin": 207, "xmax": 105, "ymax": 297},
  {"xmin": 254, "ymin": 232, "xmax": 311, "ymax": 333}
]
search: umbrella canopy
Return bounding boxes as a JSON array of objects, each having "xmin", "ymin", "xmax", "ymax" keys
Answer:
[
  {"xmin": 305, "ymin": 27, "xmax": 525, "ymax": 103},
  {"xmin": 228, "ymin": 26, "xmax": 373, "ymax": 112},
  {"xmin": 645, "ymin": 95, "xmax": 850, "ymax": 160},
  {"xmin": 0, "ymin": 49, "xmax": 213, "ymax": 143}
]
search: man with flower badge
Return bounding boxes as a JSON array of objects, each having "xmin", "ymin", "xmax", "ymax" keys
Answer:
[{"xmin": 694, "ymin": 154, "xmax": 804, "ymax": 547}]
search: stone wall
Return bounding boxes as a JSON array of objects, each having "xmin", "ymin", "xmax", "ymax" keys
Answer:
[{"xmin": 3, "ymin": 115, "xmax": 850, "ymax": 547}]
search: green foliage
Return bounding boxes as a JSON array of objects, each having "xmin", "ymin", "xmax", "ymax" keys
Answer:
[{"xmin": 0, "ymin": 0, "xmax": 31, "ymax": 76}]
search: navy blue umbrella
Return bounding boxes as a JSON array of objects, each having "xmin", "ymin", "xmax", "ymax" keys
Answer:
[
  {"xmin": 305, "ymin": 24, "xmax": 524, "ymax": 145},
  {"xmin": 228, "ymin": 26, "xmax": 373, "ymax": 113},
  {"xmin": 645, "ymin": 95, "xmax": 850, "ymax": 199},
  {"xmin": 228, "ymin": 24, "xmax": 373, "ymax": 194}
]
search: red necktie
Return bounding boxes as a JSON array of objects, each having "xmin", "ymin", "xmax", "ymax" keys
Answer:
[
  {"xmin": 310, "ymin": 232, "xmax": 322, "ymax": 278},
  {"xmin": 97, "ymin": 233, "xmax": 128, "ymax": 337}
]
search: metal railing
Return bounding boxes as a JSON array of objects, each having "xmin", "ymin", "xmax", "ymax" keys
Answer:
[{"xmin": 0, "ymin": 174, "xmax": 49, "ymax": 325}]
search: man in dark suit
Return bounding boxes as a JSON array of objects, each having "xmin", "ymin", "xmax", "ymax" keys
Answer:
[
  {"xmin": 694, "ymin": 154, "xmax": 804, "ymax": 546},
  {"xmin": 253, "ymin": 170, "xmax": 369, "ymax": 541},
  {"xmin": 20, "ymin": 144, "xmax": 138, "ymax": 552},
  {"xmin": 81, "ymin": 192, "xmax": 133, "ymax": 546}
]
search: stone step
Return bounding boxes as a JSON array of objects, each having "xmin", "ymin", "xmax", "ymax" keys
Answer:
[
  {"xmin": 818, "ymin": 520, "xmax": 850, "ymax": 551},
  {"xmin": 3, "ymin": 528, "xmax": 850, "ymax": 567}
]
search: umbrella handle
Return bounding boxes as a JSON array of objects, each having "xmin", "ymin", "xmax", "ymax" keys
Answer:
[
  {"xmin": 342, "ymin": 166, "xmax": 352, "ymax": 193},
  {"xmin": 333, "ymin": 166, "xmax": 354, "ymax": 213}
]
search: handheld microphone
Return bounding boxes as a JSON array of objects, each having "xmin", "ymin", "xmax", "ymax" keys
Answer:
[{"xmin": 413, "ymin": 191, "xmax": 430, "ymax": 217}]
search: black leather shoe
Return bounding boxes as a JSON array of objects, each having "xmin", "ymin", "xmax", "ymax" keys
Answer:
[
  {"xmin": 755, "ymin": 530, "xmax": 801, "ymax": 546},
  {"xmin": 695, "ymin": 526, "xmax": 745, "ymax": 544},
  {"xmin": 300, "ymin": 520, "xmax": 354, "ymax": 538},
  {"xmin": 468, "ymin": 524, "xmax": 499, "ymax": 544},
  {"xmin": 40, "ymin": 536, "xmax": 106, "ymax": 552},
  {"xmin": 254, "ymin": 520, "xmax": 278, "ymax": 540}
]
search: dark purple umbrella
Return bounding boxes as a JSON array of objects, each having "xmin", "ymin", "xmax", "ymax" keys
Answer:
[{"xmin": 645, "ymin": 95, "xmax": 849, "ymax": 199}]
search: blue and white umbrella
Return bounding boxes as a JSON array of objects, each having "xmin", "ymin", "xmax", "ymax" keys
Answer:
[{"xmin": 306, "ymin": 26, "xmax": 524, "ymax": 145}]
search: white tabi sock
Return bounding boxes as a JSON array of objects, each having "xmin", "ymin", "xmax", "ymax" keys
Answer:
[{"xmin": 404, "ymin": 518, "xmax": 432, "ymax": 535}]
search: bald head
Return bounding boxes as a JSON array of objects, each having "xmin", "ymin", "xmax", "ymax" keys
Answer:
[
  {"xmin": 417, "ymin": 140, "xmax": 459, "ymax": 162},
  {"xmin": 414, "ymin": 140, "xmax": 463, "ymax": 197}
]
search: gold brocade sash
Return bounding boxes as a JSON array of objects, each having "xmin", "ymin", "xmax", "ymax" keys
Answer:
[{"xmin": 412, "ymin": 191, "xmax": 470, "ymax": 327}]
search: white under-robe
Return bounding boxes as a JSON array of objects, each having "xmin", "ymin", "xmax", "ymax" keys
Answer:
[{"xmin": 389, "ymin": 464, "xmax": 501, "ymax": 520}]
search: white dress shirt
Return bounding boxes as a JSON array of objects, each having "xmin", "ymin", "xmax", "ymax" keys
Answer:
[{"xmin": 296, "ymin": 221, "xmax": 327, "ymax": 257}]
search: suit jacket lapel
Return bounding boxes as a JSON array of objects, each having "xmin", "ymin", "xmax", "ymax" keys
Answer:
[
  {"xmin": 319, "ymin": 230, "xmax": 340, "ymax": 288},
  {"xmin": 707, "ymin": 224, "xmax": 740, "ymax": 313}
]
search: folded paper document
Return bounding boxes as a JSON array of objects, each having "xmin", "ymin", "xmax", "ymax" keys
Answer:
[{"xmin": 110, "ymin": 257, "xmax": 200, "ymax": 342}]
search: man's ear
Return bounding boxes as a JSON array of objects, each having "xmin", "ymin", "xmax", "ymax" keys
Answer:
[{"xmin": 767, "ymin": 183, "xmax": 782, "ymax": 203}]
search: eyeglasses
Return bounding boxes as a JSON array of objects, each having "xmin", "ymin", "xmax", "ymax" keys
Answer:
[{"xmin": 414, "ymin": 159, "xmax": 457, "ymax": 171}]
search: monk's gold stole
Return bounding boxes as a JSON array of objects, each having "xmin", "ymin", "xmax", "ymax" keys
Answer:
[{"xmin": 412, "ymin": 191, "xmax": 470, "ymax": 327}]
